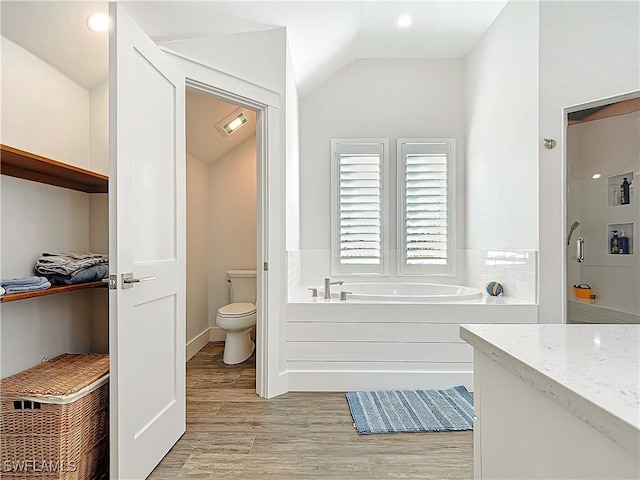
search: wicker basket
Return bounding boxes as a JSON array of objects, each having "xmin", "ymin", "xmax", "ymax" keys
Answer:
[{"xmin": 1, "ymin": 354, "xmax": 109, "ymax": 480}]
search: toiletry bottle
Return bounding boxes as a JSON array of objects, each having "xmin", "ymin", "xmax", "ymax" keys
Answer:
[
  {"xmin": 618, "ymin": 186, "xmax": 623, "ymax": 205},
  {"xmin": 621, "ymin": 178, "xmax": 630, "ymax": 205},
  {"xmin": 621, "ymin": 178, "xmax": 631, "ymax": 204},
  {"xmin": 619, "ymin": 230, "xmax": 629, "ymax": 254},
  {"xmin": 611, "ymin": 231, "xmax": 620, "ymax": 254}
]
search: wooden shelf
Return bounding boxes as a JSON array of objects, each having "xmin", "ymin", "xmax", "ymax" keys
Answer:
[
  {"xmin": 1, "ymin": 144, "xmax": 108, "ymax": 193},
  {"xmin": 0, "ymin": 281, "xmax": 107, "ymax": 303}
]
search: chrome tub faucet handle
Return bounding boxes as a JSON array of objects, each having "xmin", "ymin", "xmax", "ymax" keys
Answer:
[{"xmin": 340, "ymin": 290, "xmax": 352, "ymax": 301}]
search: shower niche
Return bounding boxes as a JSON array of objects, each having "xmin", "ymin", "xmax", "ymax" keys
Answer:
[
  {"xmin": 607, "ymin": 172, "xmax": 634, "ymax": 207},
  {"xmin": 607, "ymin": 172, "xmax": 635, "ymax": 256},
  {"xmin": 607, "ymin": 223, "xmax": 634, "ymax": 255}
]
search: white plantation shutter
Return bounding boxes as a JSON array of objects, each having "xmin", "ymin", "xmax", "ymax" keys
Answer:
[
  {"xmin": 332, "ymin": 140, "xmax": 389, "ymax": 275},
  {"xmin": 398, "ymin": 139, "xmax": 455, "ymax": 275},
  {"xmin": 340, "ymin": 154, "xmax": 381, "ymax": 264}
]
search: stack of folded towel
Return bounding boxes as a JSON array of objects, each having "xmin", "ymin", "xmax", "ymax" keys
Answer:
[
  {"xmin": 1, "ymin": 276, "xmax": 51, "ymax": 295},
  {"xmin": 35, "ymin": 252, "xmax": 108, "ymax": 285}
]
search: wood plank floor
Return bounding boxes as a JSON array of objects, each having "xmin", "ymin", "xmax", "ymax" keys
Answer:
[{"xmin": 149, "ymin": 342, "xmax": 473, "ymax": 479}]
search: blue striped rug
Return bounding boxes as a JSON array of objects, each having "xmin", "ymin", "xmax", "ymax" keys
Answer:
[{"xmin": 345, "ymin": 385, "xmax": 474, "ymax": 434}]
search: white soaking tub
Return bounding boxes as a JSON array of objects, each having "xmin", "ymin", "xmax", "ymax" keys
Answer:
[
  {"xmin": 321, "ymin": 282, "xmax": 482, "ymax": 302},
  {"xmin": 287, "ymin": 282, "xmax": 537, "ymax": 392}
]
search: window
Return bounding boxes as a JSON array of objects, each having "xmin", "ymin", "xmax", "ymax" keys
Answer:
[
  {"xmin": 397, "ymin": 139, "xmax": 455, "ymax": 276},
  {"xmin": 331, "ymin": 139, "xmax": 389, "ymax": 275}
]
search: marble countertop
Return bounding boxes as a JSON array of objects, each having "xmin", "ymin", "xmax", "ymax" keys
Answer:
[{"xmin": 460, "ymin": 324, "xmax": 639, "ymax": 455}]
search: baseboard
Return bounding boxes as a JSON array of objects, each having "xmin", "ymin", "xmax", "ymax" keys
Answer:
[
  {"xmin": 186, "ymin": 328, "xmax": 211, "ymax": 361},
  {"xmin": 286, "ymin": 370, "xmax": 473, "ymax": 392},
  {"xmin": 209, "ymin": 326, "xmax": 226, "ymax": 342}
]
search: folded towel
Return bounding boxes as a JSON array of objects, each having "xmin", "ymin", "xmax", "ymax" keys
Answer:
[
  {"xmin": 49, "ymin": 264, "xmax": 109, "ymax": 285},
  {"xmin": 1, "ymin": 276, "xmax": 50, "ymax": 287},
  {"xmin": 4, "ymin": 280, "xmax": 51, "ymax": 294},
  {"xmin": 35, "ymin": 252, "xmax": 108, "ymax": 276}
]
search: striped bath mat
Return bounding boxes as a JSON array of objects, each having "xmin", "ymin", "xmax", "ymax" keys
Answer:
[{"xmin": 346, "ymin": 385, "xmax": 474, "ymax": 434}]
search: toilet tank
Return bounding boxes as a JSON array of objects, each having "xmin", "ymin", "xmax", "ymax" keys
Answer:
[{"xmin": 227, "ymin": 269, "xmax": 257, "ymax": 303}]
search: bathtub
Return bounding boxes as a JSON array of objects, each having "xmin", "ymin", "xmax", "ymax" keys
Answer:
[
  {"xmin": 286, "ymin": 286, "xmax": 537, "ymax": 392},
  {"xmin": 320, "ymin": 282, "xmax": 482, "ymax": 302}
]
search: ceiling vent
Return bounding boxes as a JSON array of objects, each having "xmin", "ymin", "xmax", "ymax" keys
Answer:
[{"xmin": 215, "ymin": 108, "xmax": 249, "ymax": 137}]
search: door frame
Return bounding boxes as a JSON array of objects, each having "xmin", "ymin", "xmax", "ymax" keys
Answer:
[
  {"xmin": 562, "ymin": 90, "xmax": 640, "ymax": 324},
  {"xmin": 162, "ymin": 47, "xmax": 285, "ymax": 398}
]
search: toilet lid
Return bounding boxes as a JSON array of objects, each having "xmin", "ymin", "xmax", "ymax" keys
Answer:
[{"xmin": 217, "ymin": 302, "xmax": 256, "ymax": 318}]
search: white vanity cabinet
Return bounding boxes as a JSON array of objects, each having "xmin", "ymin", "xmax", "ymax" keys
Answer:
[{"xmin": 461, "ymin": 324, "xmax": 639, "ymax": 480}]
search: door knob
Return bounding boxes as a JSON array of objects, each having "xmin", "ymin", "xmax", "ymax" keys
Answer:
[{"xmin": 122, "ymin": 272, "xmax": 156, "ymax": 289}]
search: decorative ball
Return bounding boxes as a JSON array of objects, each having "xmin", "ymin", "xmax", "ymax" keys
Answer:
[{"xmin": 486, "ymin": 281, "xmax": 503, "ymax": 296}]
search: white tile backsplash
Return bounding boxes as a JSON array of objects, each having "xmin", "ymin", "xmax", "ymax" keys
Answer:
[
  {"xmin": 287, "ymin": 250, "xmax": 301, "ymax": 299},
  {"xmin": 300, "ymin": 249, "xmax": 469, "ymax": 286},
  {"xmin": 467, "ymin": 249, "xmax": 537, "ymax": 303},
  {"xmin": 505, "ymin": 269, "xmax": 526, "ymax": 281}
]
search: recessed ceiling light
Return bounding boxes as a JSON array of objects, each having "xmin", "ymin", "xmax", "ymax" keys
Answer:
[
  {"xmin": 591, "ymin": 173, "xmax": 602, "ymax": 179},
  {"xmin": 397, "ymin": 15, "xmax": 412, "ymax": 28},
  {"xmin": 215, "ymin": 108, "xmax": 249, "ymax": 137},
  {"xmin": 86, "ymin": 13, "xmax": 109, "ymax": 33}
]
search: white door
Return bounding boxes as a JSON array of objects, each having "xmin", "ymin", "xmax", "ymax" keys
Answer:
[{"xmin": 108, "ymin": 4, "xmax": 186, "ymax": 479}]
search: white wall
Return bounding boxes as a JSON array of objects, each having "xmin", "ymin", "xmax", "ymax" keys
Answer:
[
  {"xmin": 0, "ymin": 177, "xmax": 94, "ymax": 377},
  {"xmin": 465, "ymin": 0, "xmax": 539, "ymax": 251},
  {"xmin": 569, "ymin": 112, "xmax": 639, "ymax": 180},
  {"xmin": 161, "ymin": 29, "xmax": 286, "ymax": 95},
  {"xmin": 186, "ymin": 153, "xmax": 212, "ymax": 355},
  {"xmin": 0, "ymin": 36, "xmax": 90, "ymax": 169},
  {"xmin": 0, "ymin": 35, "xmax": 107, "ymax": 377},
  {"xmin": 299, "ymin": 58, "xmax": 466, "ymax": 283},
  {"xmin": 87, "ymin": 82, "xmax": 109, "ymax": 355},
  {"xmin": 1, "ymin": 294, "xmax": 93, "ymax": 378},
  {"xmin": 285, "ymin": 41, "xmax": 300, "ymax": 251},
  {"xmin": 539, "ymin": 1, "xmax": 640, "ymax": 323},
  {"xmin": 90, "ymin": 79, "xmax": 109, "ymax": 175},
  {"xmin": 208, "ymin": 137, "xmax": 257, "ymax": 324}
]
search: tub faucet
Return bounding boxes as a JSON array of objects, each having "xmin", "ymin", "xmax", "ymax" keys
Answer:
[{"xmin": 323, "ymin": 278, "xmax": 343, "ymax": 299}]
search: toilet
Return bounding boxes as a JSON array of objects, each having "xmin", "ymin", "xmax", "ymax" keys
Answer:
[{"xmin": 215, "ymin": 269, "xmax": 257, "ymax": 365}]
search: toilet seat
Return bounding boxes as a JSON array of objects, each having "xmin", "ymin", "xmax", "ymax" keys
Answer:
[
  {"xmin": 217, "ymin": 302, "xmax": 256, "ymax": 318},
  {"xmin": 215, "ymin": 303, "xmax": 256, "ymax": 365}
]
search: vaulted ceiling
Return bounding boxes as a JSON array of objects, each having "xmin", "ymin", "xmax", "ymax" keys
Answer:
[
  {"xmin": 1, "ymin": 1, "xmax": 507, "ymax": 95},
  {"xmin": 1, "ymin": 1, "xmax": 506, "ymax": 163}
]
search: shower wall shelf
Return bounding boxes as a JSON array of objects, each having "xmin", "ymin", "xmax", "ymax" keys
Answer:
[
  {"xmin": 607, "ymin": 172, "xmax": 634, "ymax": 207},
  {"xmin": 607, "ymin": 223, "xmax": 634, "ymax": 256}
]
